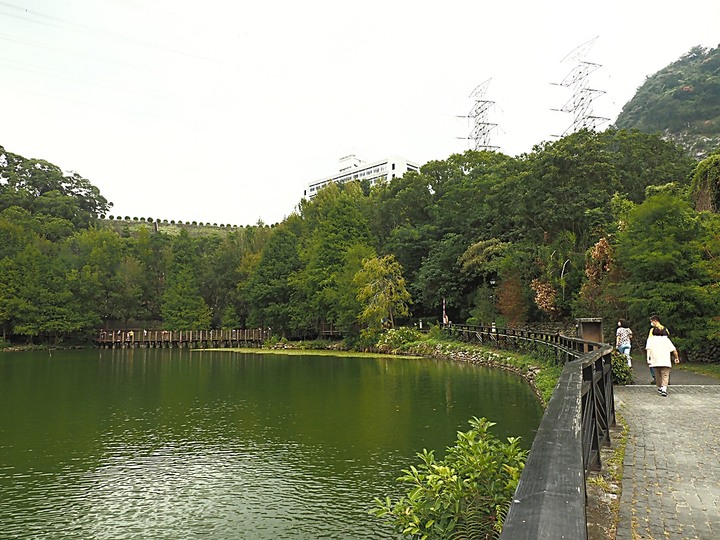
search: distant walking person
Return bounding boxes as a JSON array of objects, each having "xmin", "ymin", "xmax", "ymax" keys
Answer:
[
  {"xmin": 646, "ymin": 315, "xmax": 673, "ymax": 384},
  {"xmin": 616, "ymin": 319, "xmax": 633, "ymax": 367},
  {"xmin": 645, "ymin": 315, "xmax": 679, "ymax": 397}
]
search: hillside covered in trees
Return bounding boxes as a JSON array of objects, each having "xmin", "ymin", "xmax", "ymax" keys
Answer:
[
  {"xmin": 2, "ymin": 131, "xmax": 719, "ymax": 360},
  {"xmin": 615, "ymin": 44, "xmax": 720, "ymax": 158}
]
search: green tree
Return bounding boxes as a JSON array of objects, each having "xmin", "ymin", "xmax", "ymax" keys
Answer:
[
  {"xmin": 220, "ymin": 305, "xmax": 241, "ymax": 329},
  {"xmin": 354, "ymin": 254, "xmax": 411, "ymax": 331},
  {"xmin": 413, "ymin": 233, "xmax": 477, "ymax": 321},
  {"xmin": 0, "ymin": 207, "xmax": 38, "ymax": 259},
  {"xmin": 426, "ymin": 150, "xmax": 519, "ymax": 238},
  {"xmin": 460, "ymin": 238, "xmax": 508, "ymax": 323},
  {"xmin": 615, "ymin": 194, "xmax": 719, "ymax": 353},
  {"xmin": 161, "ymin": 267, "xmax": 212, "ymax": 330},
  {"xmin": 128, "ymin": 227, "xmax": 171, "ymax": 321},
  {"xmin": 602, "ymin": 129, "xmax": 695, "ymax": 204},
  {"xmin": 484, "ymin": 129, "xmax": 694, "ymax": 246},
  {"xmin": 332, "ymin": 243, "xmax": 376, "ymax": 335},
  {"xmin": 245, "ymin": 226, "xmax": 302, "ymax": 336},
  {"xmin": 370, "ymin": 170, "xmax": 436, "ymax": 307},
  {"xmin": 161, "ymin": 230, "xmax": 211, "ymax": 329},
  {"xmin": 112, "ymin": 256, "xmax": 146, "ymax": 323},
  {"xmin": 7, "ymin": 242, "xmax": 94, "ymax": 341},
  {"xmin": 691, "ymin": 151, "xmax": 720, "ymax": 212},
  {"xmin": 298, "ymin": 183, "xmax": 375, "ymax": 330},
  {"xmin": 0, "ymin": 145, "xmax": 110, "ymax": 228},
  {"xmin": 65, "ymin": 227, "xmax": 127, "ymax": 324},
  {"xmin": 371, "ymin": 151, "xmax": 520, "ymax": 320},
  {"xmin": 0, "ymin": 207, "xmax": 40, "ymax": 337},
  {"xmin": 370, "ymin": 169, "xmax": 434, "ymax": 240},
  {"xmin": 0, "ymin": 256, "xmax": 22, "ymax": 339}
]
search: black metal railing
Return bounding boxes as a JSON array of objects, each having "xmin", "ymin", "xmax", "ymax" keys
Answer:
[{"xmin": 446, "ymin": 324, "xmax": 615, "ymax": 540}]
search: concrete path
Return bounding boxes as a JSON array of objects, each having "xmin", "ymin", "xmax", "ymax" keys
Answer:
[{"xmin": 614, "ymin": 368, "xmax": 720, "ymax": 539}]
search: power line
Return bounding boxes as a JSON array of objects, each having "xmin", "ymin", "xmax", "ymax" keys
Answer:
[
  {"xmin": 0, "ymin": 0, "xmax": 223, "ymax": 63},
  {"xmin": 0, "ymin": 56, "xmax": 167, "ymax": 100},
  {"xmin": 0, "ymin": 30, "xmax": 145, "ymax": 70},
  {"xmin": 0, "ymin": 2, "xmax": 236, "ymax": 120}
]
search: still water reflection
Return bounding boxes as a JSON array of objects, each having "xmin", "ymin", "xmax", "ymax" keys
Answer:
[{"xmin": 0, "ymin": 348, "xmax": 543, "ymax": 539}]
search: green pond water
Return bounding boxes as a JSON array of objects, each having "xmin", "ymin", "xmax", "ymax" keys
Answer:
[{"xmin": 0, "ymin": 348, "xmax": 543, "ymax": 539}]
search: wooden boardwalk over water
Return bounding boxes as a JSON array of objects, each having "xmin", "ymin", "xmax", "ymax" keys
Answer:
[{"xmin": 96, "ymin": 329, "xmax": 268, "ymax": 349}]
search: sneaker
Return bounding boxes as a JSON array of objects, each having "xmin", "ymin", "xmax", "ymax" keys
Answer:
[
  {"xmin": 661, "ymin": 389, "xmax": 667, "ymax": 397},
  {"xmin": 656, "ymin": 387, "xmax": 663, "ymax": 394}
]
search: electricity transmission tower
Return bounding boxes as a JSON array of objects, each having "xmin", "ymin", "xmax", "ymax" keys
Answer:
[
  {"xmin": 459, "ymin": 79, "xmax": 499, "ymax": 151},
  {"xmin": 552, "ymin": 37, "xmax": 609, "ymax": 137}
]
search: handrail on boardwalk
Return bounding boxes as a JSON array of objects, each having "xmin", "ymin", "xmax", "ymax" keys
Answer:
[{"xmin": 445, "ymin": 324, "xmax": 615, "ymax": 540}]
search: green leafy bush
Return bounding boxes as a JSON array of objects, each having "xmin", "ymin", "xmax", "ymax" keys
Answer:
[
  {"xmin": 345, "ymin": 328, "xmax": 382, "ymax": 351},
  {"xmin": 611, "ymin": 351, "xmax": 634, "ymax": 385},
  {"xmin": 425, "ymin": 324, "xmax": 445, "ymax": 340},
  {"xmin": 372, "ymin": 417, "xmax": 526, "ymax": 539},
  {"xmin": 376, "ymin": 327, "xmax": 423, "ymax": 352},
  {"xmin": 262, "ymin": 335, "xmax": 281, "ymax": 348}
]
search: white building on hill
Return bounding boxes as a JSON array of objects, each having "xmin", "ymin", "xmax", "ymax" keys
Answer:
[{"xmin": 304, "ymin": 154, "xmax": 420, "ymax": 199}]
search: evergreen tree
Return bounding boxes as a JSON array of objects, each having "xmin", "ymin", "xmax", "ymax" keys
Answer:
[
  {"xmin": 161, "ymin": 230, "xmax": 211, "ymax": 330},
  {"xmin": 245, "ymin": 226, "xmax": 302, "ymax": 336}
]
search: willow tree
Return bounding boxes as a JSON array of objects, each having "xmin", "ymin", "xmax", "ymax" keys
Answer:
[{"xmin": 354, "ymin": 254, "xmax": 411, "ymax": 331}]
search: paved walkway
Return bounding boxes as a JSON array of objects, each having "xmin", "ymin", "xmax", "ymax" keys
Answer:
[{"xmin": 614, "ymin": 368, "xmax": 720, "ymax": 539}]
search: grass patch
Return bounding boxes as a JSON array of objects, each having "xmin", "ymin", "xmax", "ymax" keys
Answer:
[
  {"xmin": 585, "ymin": 412, "xmax": 629, "ymax": 539},
  {"xmin": 675, "ymin": 362, "xmax": 720, "ymax": 379},
  {"xmin": 533, "ymin": 363, "xmax": 563, "ymax": 403},
  {"xmin": 587, "ymin": 474, "xmax": 611, "ymax": 491},
  {"xmin": 607, "ymin": 413, "xmax": 629, "ymax": 482}
]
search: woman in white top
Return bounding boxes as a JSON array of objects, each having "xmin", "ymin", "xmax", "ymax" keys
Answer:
[{"xmin": 645, "ymin": 315, "xmax": 679, "ymax": 397}]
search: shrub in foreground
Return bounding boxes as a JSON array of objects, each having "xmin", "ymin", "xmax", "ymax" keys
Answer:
[
  {"xmin": 611, "ymin": 351, "xmax": 634, "ymax": 385},
  {"xmin": 372, "ymin": 417, "xmax": 526, "ymax": 539}
]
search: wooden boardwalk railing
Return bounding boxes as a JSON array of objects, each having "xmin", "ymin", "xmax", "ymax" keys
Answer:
[
  {"xmin": 446, "ymin": 323, "xmax": 615, "ymax": 540},
  {"xmin": 96, "ymin": 329, "xmax": 268, "ymax": 348}
]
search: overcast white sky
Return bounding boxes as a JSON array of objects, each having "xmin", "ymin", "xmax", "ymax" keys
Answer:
[{"xmin": 1, "ymin": 1, "xmax": 718, "ymax": 226}]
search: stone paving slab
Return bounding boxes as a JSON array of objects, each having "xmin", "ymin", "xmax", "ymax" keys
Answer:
[{"xmin": 615, "ymin": 384, "xmax": 720, "ymax": 539}]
